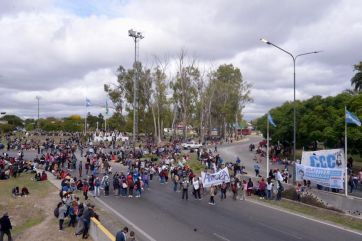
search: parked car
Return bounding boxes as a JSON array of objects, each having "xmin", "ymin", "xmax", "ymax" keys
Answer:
[{"xmin": 181, "ymin": 141, "xmax": 202, "ymax": 150}]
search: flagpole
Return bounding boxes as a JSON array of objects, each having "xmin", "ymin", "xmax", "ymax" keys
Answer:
[
  {"xmin": 85, "ymin": 105, "xmax": 87, "ymax": 136},
  {"xmin": 267, "ymin": 113, "xmax": 270, "ymax": 179},
  {"xmin": 105, "ymin": 118, "xmax": 107, "ymax": 132},
  {"xmin": 344, "ymin": 106, "xmax": 348, "ymax": 197}
]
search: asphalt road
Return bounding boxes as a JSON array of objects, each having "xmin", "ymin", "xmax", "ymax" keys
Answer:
[{"xmin": 7, "ymin": 138, "xmax": 362, "ymax": 241}]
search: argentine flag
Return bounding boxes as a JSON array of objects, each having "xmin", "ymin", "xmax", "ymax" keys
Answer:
[
  {"xmin": 85, "ymin": 98, "xmax": 91, "ymax": 107},
  {"xmin": 268, "ymin": 113, "xmax": 277, "ymax": 127},
  {"xmin": 346, "ymin": 110, "xmax": 361, "ymax": 126}
]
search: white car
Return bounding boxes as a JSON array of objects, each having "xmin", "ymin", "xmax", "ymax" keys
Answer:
[{"xmin": 181, "ymin": 141, "xmax": 202, "ymax": 150}]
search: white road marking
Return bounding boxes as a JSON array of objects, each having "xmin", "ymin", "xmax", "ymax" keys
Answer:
[
  {"xmin": 96, "ymin": 197, "xmax": 157, "ymax": 241},
  {"xmin": 247, "ymin": 199, "xmax": 362, "ymax": 236},
  {"xmin": 257, "ymin": 222, "xmax": 302, "ymax": 240},
  {"xmin": 213, "ymin": 232, "xmax": 231, "ymax": 241}
]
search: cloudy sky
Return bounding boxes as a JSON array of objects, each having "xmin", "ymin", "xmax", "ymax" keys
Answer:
[{"xmin": 0, "ymin": 0, "xmax": 361, "ymax": 121}]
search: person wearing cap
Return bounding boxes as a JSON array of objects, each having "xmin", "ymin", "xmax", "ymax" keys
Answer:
[{"xmin": 0, "ymin": 212, "xmax": 12, "ymax": 241}]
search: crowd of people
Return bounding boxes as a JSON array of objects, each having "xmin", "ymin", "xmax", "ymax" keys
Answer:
[{"xmin": 2, "ymin": 130, "xmax": 362, "ymax": 240}]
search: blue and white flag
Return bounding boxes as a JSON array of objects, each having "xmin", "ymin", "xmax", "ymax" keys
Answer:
[
  {"xmin": 85, "ymin": 98, "xmax": 91, "ymax": 107},
  {"xmin": 346, "ymin": 110, "xmax": 361, "ymax": 126},
  {"xmin": 268, "ymin": 113, "xmax": 277, "ymax": 127}
]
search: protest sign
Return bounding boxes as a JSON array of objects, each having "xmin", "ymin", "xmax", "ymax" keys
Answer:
[
  {"xmin": 201, "ymin": 167, "xmax": 230, "ymax": 188},
  {"xmin": 296, "ymin": 163, "xmax": 344, "ymax": 189},
  {"xmin": 301, "ymin": 149, "xmax": 345, "ymax": 169}
]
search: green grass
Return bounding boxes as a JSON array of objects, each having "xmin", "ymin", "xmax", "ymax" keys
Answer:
[
  {"xmin": 253, "ymin": 197, "xmax": 362, "ymax": 232},
  {"xmin": 0, "ymin": 173, "xmax": 53, "ymax": 200},
  {"xmin": 0, "ymin": 173, "xmax": 53, "ymax": 237},
  {"xmin": 188, "ymin": 153, "xmax": 205, "ymax": 175},
  {"xmin": 12, "ymin": 214, "xmax": 44, "ymax": 236}
]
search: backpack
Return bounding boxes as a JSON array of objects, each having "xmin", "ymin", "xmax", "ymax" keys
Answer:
[
  {"xmin": 54, "ymin": 207, "xmax": 59, "ymax": 218},
  {"xmin": 182, "ymin": 181, "xmax": 188, "ymax": 189}
]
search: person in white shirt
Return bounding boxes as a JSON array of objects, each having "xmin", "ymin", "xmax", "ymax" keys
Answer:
[
  {"xmin": 266, "ymin": 179, "xmax": 274, "ymax": 200},
  {"xmin": 192, "ymin": 177, "xmax": 201, "ymax": 200}
]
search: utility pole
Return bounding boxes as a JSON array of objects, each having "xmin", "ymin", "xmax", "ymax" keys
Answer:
[
  {"xmin": 36, "ymin": 96, "xmax": 41, "ymax": 130},
  {"xmin": 128, "ymin": 29, "xmax": 144, "ymax": 145}
]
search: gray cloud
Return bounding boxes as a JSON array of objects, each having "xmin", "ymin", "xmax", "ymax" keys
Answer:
[{"xmin": 0, "ymin": 0, "xmax": 361, "ymax": 121}]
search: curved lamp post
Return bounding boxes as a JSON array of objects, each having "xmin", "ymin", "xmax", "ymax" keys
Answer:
[{"xmin": 260, "ymin": 38, "xmax": 321, "ymax": 169}]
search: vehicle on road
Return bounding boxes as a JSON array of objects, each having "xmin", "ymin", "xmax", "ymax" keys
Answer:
[{"xmin": 181, "ymin": 141, "xmax": 202, "ymax": 150}]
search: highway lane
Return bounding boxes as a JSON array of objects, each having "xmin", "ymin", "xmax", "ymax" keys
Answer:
[
  {"xmin": 7, "ymin": 141, "xmax": 362, "ymax": 241},
  {"xmin": 97, "ymin": 169, "xmax": 361, "ymax": 241}
]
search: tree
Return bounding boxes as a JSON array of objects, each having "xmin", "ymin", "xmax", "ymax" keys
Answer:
[
  {"xmin": 207, "ymin": 64, "xmax": 251, "ymax": 137},
  {"xmin": 150, "ymin": 65, "xmax": 169, "ymax": 143},
  {"xmin": 0, "ymin": 115, "xmax": 23, "ymax": 127},
  {"xmin": 351, "ymin": 62, "xmax": 362, "ymax": 92},
  {"xmin": 170, "ymin": 50, "xmax": 199, "ymax": 139},
  {"xmin": 105, "ymin": 63, "xmax": 155, "ymax": 135},
  {"xmin": 255, "ymin": 92, "xmax": 362, "ymax": 156}
]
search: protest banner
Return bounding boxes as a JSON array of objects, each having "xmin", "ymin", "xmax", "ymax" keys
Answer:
[
  {"xmin": 301, "ymin": 149, "xmax": 345, "ymax": 169},
  {"xmin": 296, "ymin": 163, "xmax": 344, "ymax": 189},
  {"xmin": 201, "ymin": 167, "xmax": 230, "ymax": 188}
]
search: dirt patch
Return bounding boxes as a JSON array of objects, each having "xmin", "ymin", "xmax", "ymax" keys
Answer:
[
  {"xmin": 17, "ymin": 190, "xmax": 93, "ymax": 241},
  {"xmin": 0, "ymin": 174, "xmax": 93, "ymax": 241}
]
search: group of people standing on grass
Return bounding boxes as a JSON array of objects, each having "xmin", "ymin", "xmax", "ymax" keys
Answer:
[{"xmin": 55, "ymin": 173, "xmax": 99, "ymax": 239}]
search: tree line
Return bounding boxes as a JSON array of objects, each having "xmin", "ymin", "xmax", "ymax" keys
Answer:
[
  {"xmin": 105, "ymin": 50, "xmax": 252, "ymax": 142},
  {"xmin": 254, "ymin": 61, "xmax": 362, "ymax": 156}
]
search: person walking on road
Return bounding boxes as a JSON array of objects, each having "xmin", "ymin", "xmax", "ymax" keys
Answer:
[
  {"xmin": 93, "ymin": 177, "xmax": 101, "ymax": 197},
  {"xmin": 115, "ymin": 226, "xmax": 129, "ymax": 241},
  {"xmin": 181, "ymin": 178, "xmax": 189, "ymax": 200},
  {"xmin": 0, "ymin": 212, "xmax": 13, "ymax": 241},
  {"xmin": 78, "ymin": 160, "xmax": 83, "ymax": 178},
  {"xmin": 209, "ymin": 185, "xmax": 216, "ymax": 205},
  {"xmin": 220, "ymin": 182, "xmax": 227, "ymax": 200},
  {"xmin": 192, "ymin": 177, "xmax": 201, "ymax": 200},
  {"xmin": 247, "ymin": 178, "xmax": 253, "ymax": 196},
  {"xmin": 240, "ymin": 180, "xmax": 247, "ymax": 200}
]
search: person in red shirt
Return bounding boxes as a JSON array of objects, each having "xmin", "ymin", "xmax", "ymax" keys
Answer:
[{"xmin": 258, "ymin": 178, "xmax": 267, "ymax": 199}]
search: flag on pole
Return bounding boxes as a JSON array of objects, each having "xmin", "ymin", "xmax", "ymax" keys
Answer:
[
  {"xmin": 85, "ymin": 98, "xmax": 91, "ymax": 107},
  {"xmin": 105, "ymin": 100, "xmax": 109, "ymax": 115},
  {"xmin": 268, "ymin": 113, "xmax": 277, "ymax": 127},
  {"xmin": 346, "ymin": 110, "xmax": 361, "ymax": 126}
]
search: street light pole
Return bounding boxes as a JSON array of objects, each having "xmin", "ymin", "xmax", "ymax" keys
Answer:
[
  {"xmin": 260, "ymin": 38, "xmax": 321, "ymax": 167},
  {"xmin": 35, "ymin": 96, "xmax": 41, "ymax": 130},
  {"xmin": 128, "ymin": 29, "xmax": 144, "ymax": 145}
]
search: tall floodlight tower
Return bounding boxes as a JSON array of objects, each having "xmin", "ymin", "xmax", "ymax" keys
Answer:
[{"xmin": 128, "ymin": 29, "xmax": 144, "ymax": 145}]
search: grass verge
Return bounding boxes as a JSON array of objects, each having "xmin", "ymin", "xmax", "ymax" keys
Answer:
[
  {"xmin": 251, "ymin": 196, "xmax": 362, "ymax": 232},
  {"xmin": 187, "ymin": 153, "xmax": 205, "ymax": 175},
  {"xmin": 0, "ymin": 173, "xmax": 52, "ymax": 237}
]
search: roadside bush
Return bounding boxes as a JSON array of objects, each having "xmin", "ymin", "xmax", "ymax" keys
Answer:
[{"xmin": 282, "ymin": 188, "xmax": 343, "ymax": 212}]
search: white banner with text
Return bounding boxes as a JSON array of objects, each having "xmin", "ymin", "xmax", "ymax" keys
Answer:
[
  {"xmin": 201, "ymin": 167, "xmax": 230, "ymax": 188},
  {"xmin": 296, "ymin": 163, "xmax": 344, "ymax": 189}
]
